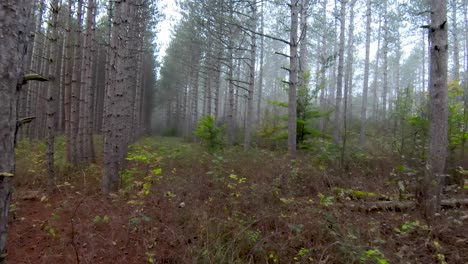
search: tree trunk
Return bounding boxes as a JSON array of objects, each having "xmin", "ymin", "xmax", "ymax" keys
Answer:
[
  {"xmin": 333, "ymin": 0, "xmax": 346, "ymax": 145},
  {"xmin": 46, "ymin": 0, "xmax": 61, "ymax": 193},
  {"xmin": 372, "ymin": 18, "xmax": 382, "ymax": 122},
  {"xmin": 381, "ymin": 0, "xmax": 389, "ymax": 123},
  {"xmin": 102, "ymin": 0, "xmax": 127, "ymax": 194},
  {"xmin": 64, "ymin": 0, "xmax": 74, "ymax": 164},
  {"xmin": 244, "ymin": 0, "xmax": 257, "ymax": 151},
  {"xmin": 256, "ymin": 0, "xmax": 265, "ymax": 129},
  {"xmin": 342, "ymin": 0, "xmax": 355, "ymax": 166},
  {"xmin": 461, "ymin": 0, "xmax": 468, "ymax": 161},
  {"xmin": 359, "ymin": 0, "xmax": 372, "ymax": 145},
  {"xmin": 79, "ymin": 0, "xmax": 95, "ymax": 164},
  {"xmin": 451, "ymin": 0, "xmax": 460, "ymax": 81},
  {"xmin": 420, "ymin": 0, "xmax": 448, "ymax": 219},
  {"xmin": 319, "ymin": 0, "xmax": 328, "ymax": 133},
  {"xmin": 0, "ymin": 0, "xmax": 32, "ymax": 260},
  {"xmin": 227, "ymin": 6, "xmax": 236, "ymax": 147},
  {"xmin": 288, "ymin": 0, "xmax": 299, "ymax": 158},
  {"xmin": 70, "ymin": 0, "xmax": 84, "ymax": 165}
]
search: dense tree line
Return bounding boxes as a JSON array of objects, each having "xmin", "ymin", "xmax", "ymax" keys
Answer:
[
  {"xmin": 156, "ymin": 0, "xmax": 465, "ymax": 218},
  {"xmin": 0, "ymin": 0, "xmax": 159, "ymax": 260},
  {"xmin": 0, "ymin": 0, "xmax": 465, "ymax": 262}
]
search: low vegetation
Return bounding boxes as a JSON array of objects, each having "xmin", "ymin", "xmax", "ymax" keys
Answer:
[{"xmin": 9, "ymin": 136, "xmax": 468, "ymax": 263}]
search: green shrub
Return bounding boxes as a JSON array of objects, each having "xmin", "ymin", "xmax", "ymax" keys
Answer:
[{"xmin": 195, "ymin": 115, "xmax": 224, "ymax": 152}]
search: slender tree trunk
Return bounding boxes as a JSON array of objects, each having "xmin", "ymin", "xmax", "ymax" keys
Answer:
[
  {"xmin": 256, "ymin": 1, "xmax": 265, "ymax": 129},
  {"xmin": 451, "ymin": 0, "xmax": 460, "ymax": 81},
  {"xmin": 26, "ymin": 0, "xmax": 46, "ymax": 139},
  {"xmin": 382, "ymin": 0, "xmax": 389, "ymax": 122},
  {"xmin": 86, "ymin": 0, "xmax": 97, "ymax": 162},
  {"xmin": 244, "ymin": 0, "xmax": 257, "ymax": 151},
  {"xmin": 46, "ymin": 0, "xmax": 61, "ymax": 193},
  {"xmin": 359, "ymin": 0, "xmax": 372, "ymax": 145},
  {"xmin": 70, "ymin": 0, "xmax": 84, "ymax": 165},
  {"xmin": 422, "ymin": 27, "xmax": 427, "ymax": 94},
  {"xmin": 288, "ymin": 0, "xmax": 299, "ymax": 158},
  {"xmin": 372, "ymin": 18, "xmax": 382, "ymax": 122},
  {"xmin": 342, "ymin": 0, "xmax": 355, "ymax": 166},
  {"xmin": 227, "ymin": 7, "xmax": 236, "ymax": 146},
  {"xmin": 461, "ymin": 0, "xmax": 468, "ymax": 161},
  {"xmin": 79, "ymin": 0, "xmax": 95, "ymax": 163},
  {"xmin": 319, "ymin": 0, "xmax": 328, "ymax": 133},
  {"xmin": 64, "ymin": 0, "xmax": 74, "ymax": 163},
  {"xmin": 333, "ymin": 0, "xmax": 346, "ymax": 145}
]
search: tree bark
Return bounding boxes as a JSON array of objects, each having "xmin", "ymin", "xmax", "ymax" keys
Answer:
[
  {"xmin": 420, "ymin": 0, "xmax": 448, "ymax": 219},
  {"xmin": 0, "ymin": 0, "xmax": 32, "ymax": 260},
  {"xmin": 451, "ymin": 0, "xmax": 460, "ymax": 81},
  {"xmin": 244, "ymin": 0, "xmax": 257, "ymax": 151},
  {"xmin": 382, "ymin": 0, "xmax": 389, "ymax": 122},
  {"xmin": 103, "ymin": 0, "xmax": 126, "ymax": 194},
  {"xmin": 333, "ymin": 0, "xmax": 346, "ymax": 145},
  {"xmin": 70, "ymin": 0, "xmax": 84, "ymax": 165},
  {"xmin": 359, "ymin": 0, "xmax": 372, "ymax": 145},
  {"xmin": 46, "ymin": 0, "xmax": 61, "ymax": 193},
  {"xmin": 372, "ymin": 18, "xmax": 382, "ymax": 122},
  {"xmin": 288, "ymin": 0, "xmax": 299, "ymax": 158}
]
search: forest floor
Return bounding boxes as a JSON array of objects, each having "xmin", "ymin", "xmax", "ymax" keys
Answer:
[{"xmin": 7, "ymin": 137, "xmax": 468, "ymax": 264}]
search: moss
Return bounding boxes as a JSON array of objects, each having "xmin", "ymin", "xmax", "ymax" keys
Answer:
[{"xmin": 333, "ymin": 188, "xmax": 390, "ymax": 201}]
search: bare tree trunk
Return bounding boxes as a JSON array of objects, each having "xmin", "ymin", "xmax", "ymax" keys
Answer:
[
  {"xmin": 64, "ymin": 0, "xmax": 74, "ymax": 163},
  {"xmin": 372, "ymin": 18, "xmax": 382, "ymax": 122},
  {"xmin": 26, "ymin": 0, "xmax": 46, "ymax": 139},
  {"xmin": 319, "ymin": 0, "xmax": 328, "ymax": 133},
  {"xmin": 299, "ymin": 0, "xmax": 309, "ymax": 92},
  {"xmin": 227, "ymin": 6, "xmax": 236, "ymax": 147},
  {"xmin": 461, "ymin": 0, "xmax": 468, "ymax": 161},
  {"xmin": 244, "ymin": 0, "xmax": 257, "ymax": 151},
  {"xmin": 420, "ymin": 0, "xmax": 448, "ymax": 219},
  {"xmin": 288, "ymin": 0, "xmax": 299, "ymax": 158},
  {"xmin": 86, "ymin": 0, "xmax": 97, "ymax": 162},
  {"xmin": 192, "ymin": 61, "xmax": 200, "ymax": 138},
  {"xmin": 256, "ymin": 1, "xmax": 265, "ymax": 129},
  {"xmin": 382, "ymin": 0, "xmax": 389, "ymax": 122},
  {"xmin": 342, "ymin": 0, "xmax": 355, "ymax": 166},
  {"xmin": 333, "ymin": 0, "xmax": 346, "ymax": 145},
  {"xmin": 70, "ymin": 0, "xmax": 84, "ymax": 165},
  {"xmin": 0, "ymin": 0, "xmax": 32, "ymax": 260},
  {"xmin": 102, "ymin": 0, "xmax": 130, "ymax": 194},
  {"xmin": 46, "ymin": 0, "xmax": 61, "ymax": 193},
  {"xmin": 451, "ymin": 0, "xmax": 460, "ymax": 81},
  {"xmin": 79, "ymin": 0, "xmax": 95, "ymax": 163},
  {"xmin": 359, "ymin": 0, "xmax": 372, "ymax": 145}
]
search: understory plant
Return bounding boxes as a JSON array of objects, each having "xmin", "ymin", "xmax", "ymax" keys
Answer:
[{"xmin": 195, "ymin": 115, "xmax": 224, "ymax": 152}]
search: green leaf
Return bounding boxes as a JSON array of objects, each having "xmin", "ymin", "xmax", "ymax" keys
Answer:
[
  {"xmin": 103, "ymin": 215, "xmax": 110, "ymax": 223},
  {"xmin": 267, "ymin": 100, "xmax": 288, "ymax": 108}
]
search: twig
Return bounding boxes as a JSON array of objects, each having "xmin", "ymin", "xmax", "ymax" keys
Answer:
[
  {"xmin": 71, "ymin": 196, "xmax": 86, "ymax": 264},
  {"xmin": 319, "ymin": 241, "xmax": 339, "ymax": 263}
]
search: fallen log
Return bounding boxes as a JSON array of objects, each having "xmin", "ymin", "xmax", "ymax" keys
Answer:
[{"xmin": 342, "ymin": 199, "xmax": 468, "ymax": 212}]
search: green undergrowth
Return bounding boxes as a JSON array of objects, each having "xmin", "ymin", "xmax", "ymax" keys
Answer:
[
  {"xmin": 13, "ymin": 136, "xmax": 468, "ymax": 263},
  {"xmin": 116, "ymin": 137, "xmax": 463, "ymax": 263}
]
